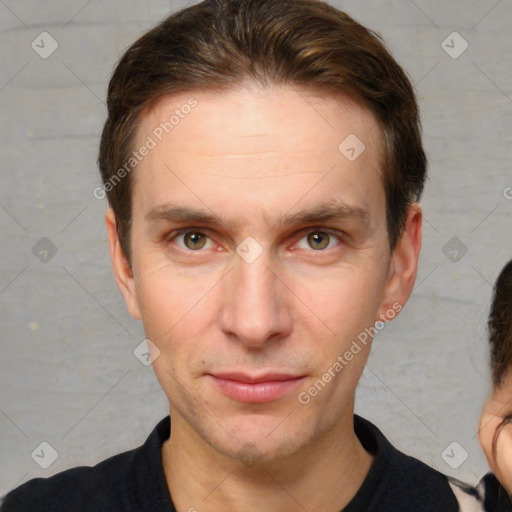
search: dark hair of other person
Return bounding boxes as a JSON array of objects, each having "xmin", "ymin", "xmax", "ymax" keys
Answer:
[
  {"xmin": 97, "ymin": 0, "xmax": 427, "ymax": 265},
  {"xmin": 488, "ymin": 259, "xmax": 512, "ymax": 461}
]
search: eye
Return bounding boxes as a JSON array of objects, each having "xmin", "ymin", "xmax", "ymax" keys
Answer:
[
  {"xmin": 296, "ymin": 231, "xmax": 340, "ymax": 251},
  {"xmin": 172, "ymin": 231, "xmax": 214, "ymax": 251}
]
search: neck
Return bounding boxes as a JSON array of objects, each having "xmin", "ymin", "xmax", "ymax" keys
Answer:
[{"xmin": 162, "ymin": 408, "xmax": 373, "ymax": 512}]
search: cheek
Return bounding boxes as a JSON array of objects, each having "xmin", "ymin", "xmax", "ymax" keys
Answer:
[
  {"xmin": 136, "ymin": 272, "xmax": 198, "ymax": 388},
  {"xmin": 135, "ymin": 270, "xmax": 176, "ymax": 338},
  {"xmin": 290, "ymin": 265, "xmax": 386, "ymax": 339},
  {"xmin": 134, "ymin": 263, "xmax": 225, "ymax": 390},
  {"xmin": 134, "ymin": 259, "xmax": 218, "ymax": 339}
]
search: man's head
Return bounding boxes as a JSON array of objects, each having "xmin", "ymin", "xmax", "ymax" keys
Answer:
[{"xmin": 101, "ymin": 0, "xmax": 423, "ymax": 463}]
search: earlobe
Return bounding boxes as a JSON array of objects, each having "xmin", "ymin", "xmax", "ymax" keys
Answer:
[
  {"xmin": 378, "ymin": 204, "xmax": 422, "ymax": 320},
  {"xmin": 105, "ymin": 208, "xmax": 141, "ymax": 320}
]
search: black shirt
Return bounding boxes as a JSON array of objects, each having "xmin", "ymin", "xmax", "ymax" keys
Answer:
[{"xmin": 1, "ymin": 415, "xmax": 465, "ymax": 511}]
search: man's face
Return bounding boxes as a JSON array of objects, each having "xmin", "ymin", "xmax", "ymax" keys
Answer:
[{"xmin": 108, "ymin": 84, "xmax": 419, "ymax": 461}]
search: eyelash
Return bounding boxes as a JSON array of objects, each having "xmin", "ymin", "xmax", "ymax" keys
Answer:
[{"xmin": 166, "ymin": 228, "xmax": 343, "ymax": 254}]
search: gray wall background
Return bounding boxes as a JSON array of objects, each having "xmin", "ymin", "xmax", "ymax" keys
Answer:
[{"xmin": 1, "ymin": 0, "xmax": 511, "ymax": 496}]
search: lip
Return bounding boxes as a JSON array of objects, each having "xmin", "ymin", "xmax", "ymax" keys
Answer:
[{"xmin": 208, "ymin": 372, "xmax": 305, "ymax": 403}]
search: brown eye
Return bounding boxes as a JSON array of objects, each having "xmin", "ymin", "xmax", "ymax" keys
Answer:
[
  {"xmin": 307, "ymin": 232, "xmax": 330, "ymax": 250},
  {"xmin": 183, "ymin": 232, "xmax": 207, "ymax": 250}
]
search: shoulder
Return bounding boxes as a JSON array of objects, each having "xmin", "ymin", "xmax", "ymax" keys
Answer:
[
  {"xmin": 383, "ymin": 444, "xmax": 460, "ymax": 508},
  {"xmin": 0, "ymin": 446, "xmax": 140, "ymax": 512},
  {"xmin": 0, "ymin": 416, "xmax": 171, "ymax": 512},
  {"xmin": 353, "ymin": 416, "xmax": 460, "ymax": 510}
]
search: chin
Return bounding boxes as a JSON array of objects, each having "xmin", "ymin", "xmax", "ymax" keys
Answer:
[
  {"xmin": 200, "ymin": 413, "xmax": 313, "ymax": 463},
  {"xmin": 212, "ymin": 433, "xmax": 306, "ymax": 464}
]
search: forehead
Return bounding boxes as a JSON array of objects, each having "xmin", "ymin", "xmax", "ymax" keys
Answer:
[
  {"xmin": 131, "ymin": 84, "xmax": 385, "ymax": 225},
  {"xmin": 138, "ymin": 84, "xmax": 382, "ymax": 166}
]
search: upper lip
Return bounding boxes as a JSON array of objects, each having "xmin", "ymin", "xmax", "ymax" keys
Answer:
[{"xmin": 210, "ymin": 372, "xmax": 304, "ymax": 384}]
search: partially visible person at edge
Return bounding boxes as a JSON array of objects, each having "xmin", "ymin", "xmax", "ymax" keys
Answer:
[
  {"xmin": 0, "ymin": 1, "xmax": 504, "ymax": 511},
  {"xmin": 462, "ymin": 259, "xmax": 512, "ymax": 511}
]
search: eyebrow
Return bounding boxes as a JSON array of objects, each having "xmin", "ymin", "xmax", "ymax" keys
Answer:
[
  {"xmin": 278, "ymin": 202, "xmax": 368, "ymax": 227},
  {"xmin": 145, "ymin": 201, "xmax": 368, "ymax": 229}
]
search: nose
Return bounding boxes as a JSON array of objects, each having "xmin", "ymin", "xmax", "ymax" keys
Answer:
[{"xmin": 219, "ymin": 252, "xmax": 293, "ymax": 349}]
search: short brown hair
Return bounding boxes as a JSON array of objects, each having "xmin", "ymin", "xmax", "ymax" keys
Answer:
[{"xmin": 98, "ymin": 0, "xmax": 427, "ymax": 262}]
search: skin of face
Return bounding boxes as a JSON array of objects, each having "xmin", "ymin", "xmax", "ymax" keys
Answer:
[
  {"xmin": 479, "ymin": 372, "xmax": 512, "ymax": 496},
  {"xmin": 105, "ymin": 83, "xmax": 422, "ymax": 509}
]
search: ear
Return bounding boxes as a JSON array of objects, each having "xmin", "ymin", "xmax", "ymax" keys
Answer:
[
  {"xmin": 105, "ymin": 208, "xmax": 141, "ymax": 320},
  {"xmin": 377, "ymin": 204, "xmax": 422, "ymax": 320}
]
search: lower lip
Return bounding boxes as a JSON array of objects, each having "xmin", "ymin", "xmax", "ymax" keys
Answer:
[{"xmin": 209, "ymin": 376, "xmax": 304, "ymax": 403}]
